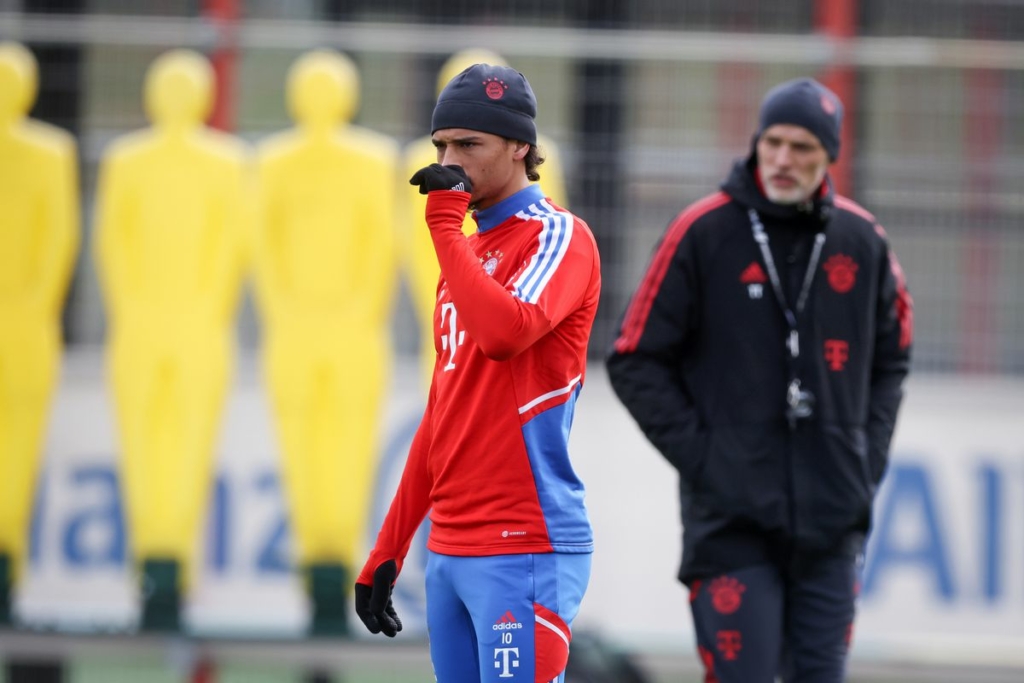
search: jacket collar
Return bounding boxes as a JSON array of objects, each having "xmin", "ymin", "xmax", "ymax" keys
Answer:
[{"xmin": 473, "ymin": 184, "xmax": 547, "ymax": 233}]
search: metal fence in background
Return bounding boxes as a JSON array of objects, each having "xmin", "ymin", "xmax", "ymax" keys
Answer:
[{"xmin": 1, "ymin": 0, "xmax": 1022, "ymax": 374}]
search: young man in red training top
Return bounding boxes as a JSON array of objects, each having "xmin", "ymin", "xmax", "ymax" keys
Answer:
[{"xmin": 355, "ymin": 63, "xmax": 601, "ymax": 683}]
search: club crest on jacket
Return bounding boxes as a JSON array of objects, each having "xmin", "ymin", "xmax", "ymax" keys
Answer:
[{"xmin": 824, "ymin": 253, "xmax": 858, "ymax": 293}]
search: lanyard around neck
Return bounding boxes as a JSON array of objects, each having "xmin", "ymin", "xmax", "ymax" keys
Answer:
[{"xmin": 748, "ymin": 208, "xmax": 826, "ymax": 358}]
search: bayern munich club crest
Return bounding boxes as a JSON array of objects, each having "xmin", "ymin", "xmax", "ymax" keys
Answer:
[
  {"xmin": 483, "ymin": 76, "xmax": 508, "ymax": 100},
  {"xmin": 823, "ymin": 253, "xmax": 859, "ymax": 293},
  {"xmin": 709, "ymin": 576, "xmax": 746, "ymax": 615},
  {"xmin": 480, "ymin": 250, "xmax": 504, "ymax": 276},
  {"xmin": 820, "ymin": 93, "xmax": 837, "ymax": 115}
]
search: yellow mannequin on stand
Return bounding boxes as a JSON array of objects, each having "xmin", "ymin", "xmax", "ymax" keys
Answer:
[
  {"xmin": 253, "ymin": 49, "xmax": 398, "ymax": 636},
  {"xmin": 403, "ymin": 48, "xmax": 569, "ymax": 383},
  {"xmin": 93, "ymin": 49, "xmax": 248, "ymax": 632},
  {"xmin": 0, "ymin": 42, "xmax": 79, "ymax": 625}
]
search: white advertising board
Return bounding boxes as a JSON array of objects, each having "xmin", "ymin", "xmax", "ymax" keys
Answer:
[{"xmin": 15, "ymin": 351, "xmax": 1024, "ymax": 666}]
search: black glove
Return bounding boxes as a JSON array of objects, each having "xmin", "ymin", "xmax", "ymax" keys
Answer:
[
  {"xmin": 354, "ymin": 559, "xmax": 403, "ymax": 637},
  {"xmin": 409, "ymin": 163, "xmax": 472, "ymax": 195}
]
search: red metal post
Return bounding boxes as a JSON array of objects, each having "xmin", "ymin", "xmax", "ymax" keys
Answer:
[
  {"xmin": 716, "ymin": 63, "xmax": 762, "ymax": 156},
  {"xmin": 814, "ymin": 0, "xmax": 858, "ymax": 197},
  {"xmin": 715, "ymin": 12, "xmax": 761, "ymax": 161},
  {"xmin": 204, "ymin": 0, "xmax": 240, "ymax": 132},
  {"xmin": 960, "ymin": 67, "xmax": 1002, "ymax": 373}
]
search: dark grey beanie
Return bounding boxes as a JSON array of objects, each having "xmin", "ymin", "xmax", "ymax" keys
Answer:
[
  {"xmin": 431, "ymin": 63, "xmax": 537, "ymax": 146},
  {"xmin": 758, "ymin": 78, "xmax": 843, "ymax": 161}
]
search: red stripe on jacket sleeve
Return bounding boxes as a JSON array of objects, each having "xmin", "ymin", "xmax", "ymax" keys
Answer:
[
  {"xmin": 613, "ymin": 192, "xmax": 730, "ymax": 354},
  {"xmin": 834, "ymin": 195, "xmax": 876, "ymax": 222},
  {"xmin": 889, "ymin": 249, "xmax": 914, "ymax": 349},
  {"xmin": 836, "ymin": 195, "xmax": 913, "ymax": 350}
]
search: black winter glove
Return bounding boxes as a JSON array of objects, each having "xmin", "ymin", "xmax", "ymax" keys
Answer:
[
  {"xmin": 409, "ymin": 163, "xmax": 472, "ymax": 195},
  {"xmin": 354, "ymin": 560, "xmax": 403, "ymax": 637}
]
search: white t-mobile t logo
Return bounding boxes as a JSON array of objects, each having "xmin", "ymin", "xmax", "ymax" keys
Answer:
[
  {"xmin": 440, "ymin": 302, "xmax": 466, "ymax": 372},
  {"xmin": 493, "ymin": 647, "xmax": 520, "ymax": 678}
]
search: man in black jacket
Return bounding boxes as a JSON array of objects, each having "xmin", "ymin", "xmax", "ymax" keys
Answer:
[{"xmin": 606, "ymin": 78, "xmax": 913, "ymax": 682}]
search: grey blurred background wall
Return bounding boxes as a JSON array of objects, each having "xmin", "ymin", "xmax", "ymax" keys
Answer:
[{"xmin": 2, "ymin": 0, "xmax": 1022, "ymax": 375}]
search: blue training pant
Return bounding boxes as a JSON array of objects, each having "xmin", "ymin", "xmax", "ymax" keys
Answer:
[
  {"xmin": 425, "ymin": 550, "xmax": 591, "ymax": 683},
  {"xmin": 689, "ymin": 556, "xmax": 858, "ymax": 683}
]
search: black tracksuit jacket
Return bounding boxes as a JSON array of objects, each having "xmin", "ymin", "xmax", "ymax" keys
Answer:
[{"xmin": 606, "ymin": 154, "xmax": 913, "ymax": 584}]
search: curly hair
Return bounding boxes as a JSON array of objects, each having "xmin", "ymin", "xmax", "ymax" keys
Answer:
[
  {"xmin": 504, "ymin": 138, "xmax": 546, "ymax": 182},
  {"xmin": 524, "ymin": 144, "xmax": 546, "ymax": 182}
]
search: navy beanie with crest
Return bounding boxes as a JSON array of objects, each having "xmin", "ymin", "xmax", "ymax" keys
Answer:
[
  {"xmin": 431, "ymin": 63, "xmax": 537, "ymax": 146},
  {"xmin": 758, "ymin": 78, "xmax": 843, "ymax": 161}
]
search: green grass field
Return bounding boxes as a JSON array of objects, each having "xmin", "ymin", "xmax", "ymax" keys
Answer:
[{"xmin": 3, "ymin": 632, "xmax": 1024, "ymax": 683}]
